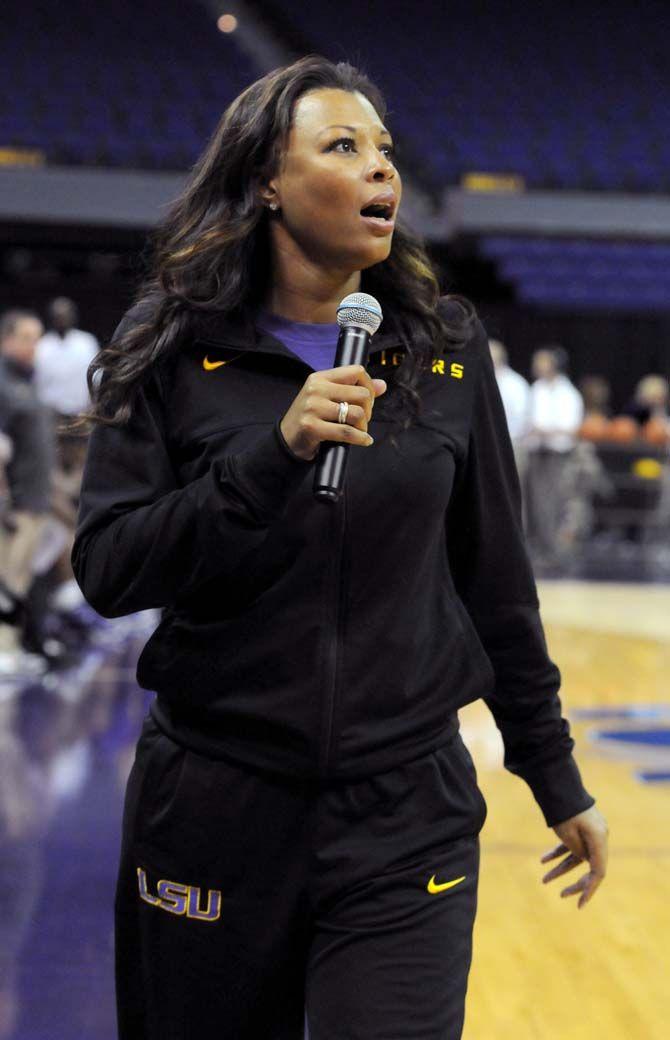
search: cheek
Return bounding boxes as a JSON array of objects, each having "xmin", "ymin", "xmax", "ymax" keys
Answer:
[{"xmin": 284, "ymin": 165, "xmax": 356, "ymax": 235}]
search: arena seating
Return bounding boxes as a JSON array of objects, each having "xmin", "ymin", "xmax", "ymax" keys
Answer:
[
  {"xmin": 276, "ymin": 0, "xmax": 670, "ymax": 194},
  {"xmin": 479, "ymin": 237, "xmax": 670, "ymax": 311},
  {"xmin": 2, "ymin": 0, "xmax": 669, "ymax": 195},
  {"xmin": 0, "ymin": 0, "xmax": 255, "ymax": 170}
]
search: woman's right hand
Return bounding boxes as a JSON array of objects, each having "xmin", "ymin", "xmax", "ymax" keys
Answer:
[{"xmin": 280, "ymin": 365, "xmax": 387, "ymax": 462}]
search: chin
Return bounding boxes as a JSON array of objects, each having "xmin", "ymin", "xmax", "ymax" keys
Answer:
[
  {"xmin": 358, "ymin": 235, "xmax": 394, "ymax": 262},
  {"xmin": 360, "ymin": 246, "xmax": 393, "ymax": 271}
]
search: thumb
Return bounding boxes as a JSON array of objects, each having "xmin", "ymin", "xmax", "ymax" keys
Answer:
[{"xmin": 372, "ymin": 378, "xmax": 387, "ymax": 394}]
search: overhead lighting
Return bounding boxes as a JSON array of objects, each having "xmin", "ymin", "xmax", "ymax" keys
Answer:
[{"xmin": 217, "ymin": 13, "xmax": 238, "ymax": 33}]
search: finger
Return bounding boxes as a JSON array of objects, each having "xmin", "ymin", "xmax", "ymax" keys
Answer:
[
  {"xmin": 560, "ymin": 870, "xmax": 603, "ymax": 909},
  {"xmin": 318, "ymin": 367, "xmax": 383, "ymax": 424},
  {"xmin": 319, "ymin": 379, "xmax": 375, "ymax": 408},
  {"xmin": 326, "ymin": 400, "xmax": 367, "ymax": 433},
  {"xmin": 540, "ymin": 843, "xmax": 569, "ymax": 863},
  {"xmin": 313, "ymin": 380, "xmax": 374, "ymax": 432},
  {"xmin": 320, "ymin": 366, "xmax": 376, "ymax": 419},
  {"xmin": 320, "ymin": 364, "xmax": 371, "ymax": 383},
  {"xmin": 578, "ymin": 874, "xmax": 603, "ymax": 909},
  {"xmin": 310, "ymin": 415, "xmax": 373, "ymax": 449},
  {"xmin": 354, "ymin": 369, "xmax": 377, "ymax": 424},
  {"xmin": 542, "ymin": 852, "xmax": 584, "ymax": 884}
]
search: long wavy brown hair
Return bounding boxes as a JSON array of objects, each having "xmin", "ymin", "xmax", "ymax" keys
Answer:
[{"xmin": 72, "ymin": 54, "xmax": 476, "ymax": 445}]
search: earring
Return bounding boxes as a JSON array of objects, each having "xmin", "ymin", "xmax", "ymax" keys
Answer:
[{"xmin": 269, "ymin": 201, "xmax": 279, "ymax": 211}]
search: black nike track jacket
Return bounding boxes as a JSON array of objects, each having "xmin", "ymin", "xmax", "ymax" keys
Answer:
[{"xmin": 71, "ymin": 296, "xmax": 595, "ymax": 828}]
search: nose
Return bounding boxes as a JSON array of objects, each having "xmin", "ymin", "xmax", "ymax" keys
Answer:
[{"xmin": 367, "ymin": 147, "xmax": 396, "ymax": 182}]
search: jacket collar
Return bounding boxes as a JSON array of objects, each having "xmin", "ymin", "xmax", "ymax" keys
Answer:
[{"xmin": 191, "ymin": 307, "xmax": 403, "ymax": 361}]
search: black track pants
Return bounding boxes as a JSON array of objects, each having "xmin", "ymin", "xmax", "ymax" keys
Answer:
[{"xmin": 115, "ymin": 713, "xmax": 488, "ymax": 1040}]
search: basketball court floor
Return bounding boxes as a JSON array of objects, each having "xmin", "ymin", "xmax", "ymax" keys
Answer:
[
  {"xmin": 1, "ymin": 580, "xmax": 667, "ymax": 1039},
  {"xmin": 461, "ymin": 581, "xmax": 669, "ymax": 1040}
]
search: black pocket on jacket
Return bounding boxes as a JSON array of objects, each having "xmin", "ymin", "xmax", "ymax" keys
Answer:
[{"xmin": 431, "ymin": 734, "xmax": 488, "ymax": 836}]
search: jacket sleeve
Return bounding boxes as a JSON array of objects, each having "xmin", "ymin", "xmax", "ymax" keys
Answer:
[
  {"xmin": 446, "ymin": 319, "xmax": 596, "ymax": 827},
  {"xmin": 71, "ymin": 314, "xmax": 312, "ymax": 619}
]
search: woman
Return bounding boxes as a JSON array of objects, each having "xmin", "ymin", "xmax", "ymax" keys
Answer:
[{"xmin": 71, "ymin": 55, "xmax": 608, "ymax": 1040}]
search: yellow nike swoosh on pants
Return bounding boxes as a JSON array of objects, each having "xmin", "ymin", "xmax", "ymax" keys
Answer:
[{"xmin": 426, "ymin": 874, "xmax": 466, "ymax": 894}]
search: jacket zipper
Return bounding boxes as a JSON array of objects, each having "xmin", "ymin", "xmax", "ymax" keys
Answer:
[{"xmin": 319, "ymin": 489, "xmax": 347, "ymax": 775}]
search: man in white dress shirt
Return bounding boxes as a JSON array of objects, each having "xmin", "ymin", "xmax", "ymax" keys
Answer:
[
  {"xmin": 489, "ymin": 339, "xmax": 531, "ymax": 527},
  {"xmin": 34, "ymin": 297, "xmax": 98, "ymax": 418},
  {"xmin": 525, "ymin": 346, "xmax": 584, "ymax": 567},
  {"xmin": 34, "ymin": 297, "xmax": 99, "ymax": 476},
  {"xmin": 489, "ymin": 339, "xmax": 531, "ymax": 443}
]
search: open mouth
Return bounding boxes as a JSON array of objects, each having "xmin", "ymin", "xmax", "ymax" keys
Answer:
[{"xmin": 359, "ymin": 202, "xmax": 395, "ymax": 229}]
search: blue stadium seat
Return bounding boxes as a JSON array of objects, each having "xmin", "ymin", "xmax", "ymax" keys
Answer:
[
  {"xmin": 1, "ymin": 0, "xmax": 668, "ymax": 193},
  {"xmin": 0, "ymin": 0, "xmax": 257, "ymax": 172},
  {"xmin": 481, "ymin": 235, "xmax": 670, "ymax": 311}
]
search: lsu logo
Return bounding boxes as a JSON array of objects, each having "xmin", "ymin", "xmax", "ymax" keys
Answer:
[{"xmin": 137, "ymin": 867, "xmax": 221, "ymax": 922}]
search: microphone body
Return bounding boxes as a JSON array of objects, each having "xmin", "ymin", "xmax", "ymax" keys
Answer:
[{"xmin": 313, "ymin": 325, "xmax": 371, "ymax": 503}]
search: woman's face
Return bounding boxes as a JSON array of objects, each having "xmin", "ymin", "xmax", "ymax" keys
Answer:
[{"xmin": 263, "ymin": 87, "xmax": 402, "ymax": 272}]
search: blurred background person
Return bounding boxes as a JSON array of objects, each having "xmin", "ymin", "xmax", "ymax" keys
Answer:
[
  {"xmin": 33, "ymin": 297, "xmax": 98, "ymax": 493},
  {"xmin": 623, "ymin": 375, "xmax": 670, "ymax": 548},
  {"xmin": 568, "ymin": 374, "xmax": 617, "ymax": 548},
  {"xmin": 489, "ymin": 337, "xmax": 530, "ymax": 505},
  {"xmin": 33, "ymin": 297, "xmax": 98, "ymax": 594},
  {"xmin": 525, "ymin": 345, "xmax": 584, "ymax": 570},
  {"xmin": 0, "ymin": 310, "xmax": 55, "ymax": 674},
  {"xmin": 578, "ymin": 375, "xmax": 612, "ymax": 438},
  {"xmin": 34, "ymin": 297, "xmax": 98, "ymax": 422},
  {"xmin": 0, "ymin": 431, "xmax": 12, "ymax": 510},
  {"xmin": 623, "ymin": 374, "xmax": 670, "ymax": 438},
  {"xmin": 489, "ymin": 338, "xmax": 531, "ymax": 441}
]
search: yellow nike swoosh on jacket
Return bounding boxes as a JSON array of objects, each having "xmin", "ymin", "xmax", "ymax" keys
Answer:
[
  {"xmin": 427, "ymin": 874, "xmax": 466, "ymax": 894},
  {"xmin": 203, "ymin": 356, "xmax": 228, "ymax": 371}
]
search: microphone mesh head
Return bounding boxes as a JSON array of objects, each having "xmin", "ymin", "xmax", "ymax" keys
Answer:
[{"xmin": 336, "ymin": 292, "xmax": 383, "ymax": 335}]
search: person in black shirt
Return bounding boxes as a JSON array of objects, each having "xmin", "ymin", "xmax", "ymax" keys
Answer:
[{"xmin": 71, "ymin": 55, "xmax": 608, "ymax": 1040}]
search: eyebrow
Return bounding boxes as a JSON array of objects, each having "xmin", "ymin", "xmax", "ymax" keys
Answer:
[{"xmin": 320, "ymin": 124, "xmax": 392, "ymax": 137}]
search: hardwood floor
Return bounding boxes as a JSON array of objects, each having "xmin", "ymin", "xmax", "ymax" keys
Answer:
[{"xmin": 460, "ymin": 582, "xmax": 670, "ymax": 1040}]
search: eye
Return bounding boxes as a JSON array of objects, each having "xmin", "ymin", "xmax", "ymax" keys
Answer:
[
  {"xmin": 326, "ymin": 137, "xmax": 396, "ymax": 161},
  {"xmin": 327, "ymin": 136, "xmax": 357, "ymax": 153}
]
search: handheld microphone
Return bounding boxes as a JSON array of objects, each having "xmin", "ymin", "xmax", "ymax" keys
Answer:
[{"xmin": 313, "ymin": 292, "xmax": 383, "ymax": 503}]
